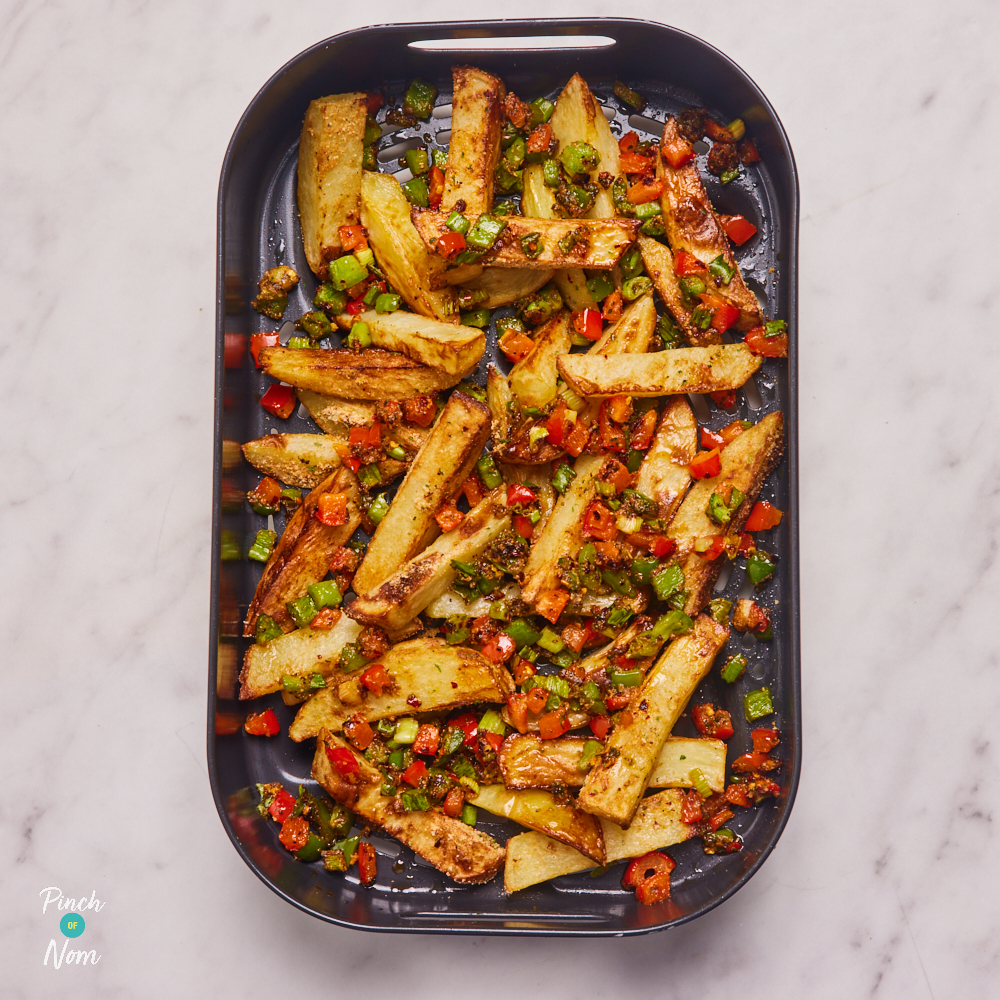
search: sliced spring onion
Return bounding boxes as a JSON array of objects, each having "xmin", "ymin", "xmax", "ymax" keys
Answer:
[
  {"xmin": 368, "ymin": 493, "xmax": 390, "ymax": 524},
  {"xmin": 578, "ymin": 740, "xmax": 604, "ymax": 770},
  {"xmin": 347, "ymin": 321, "xmax": 371, "ymax": 349},
  {"xmin": 708, "ymin": 255, "xmax": 736, "ymax": 285},
  {"xmin": 247, "ymin": 529, "xmax": 277, "ymax": 563},
  {"xmin": 460, "ymin": 804, "xmax": 477, "ymax": 825},
  {"xmin": 689, "ymin": 767, "xmax": 713, "ymax": 798},
  {"xmin": 358, "ymin": 464, "xmax": 382, "ymax": 488},
  {"xmin": 537, "ymin": 627, "xmax": 565, "ymax": 654},
  {"xmin": 375, "ymin": 293, "xmax": 402, "ymax": 313},
  {"xmin": 255, "ymin": 614, "xmax": 283, "ymax": 645},
  {"xmin": 476, "ymin": 454, "xmax": 502, "ymax": 490},
  {"xmin": 552, "ymin": 462, "xmax": 576, "ymax": 495},
  {"xmin": 478, "ymin": 709, "xmax": 506, "ymax": 736},
  {"xmin": 394, "ymin": 718, "xmax": 420, "ymax": 744}
]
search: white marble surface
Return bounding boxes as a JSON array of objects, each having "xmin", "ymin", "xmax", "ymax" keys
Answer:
[{"xmin": 2, "ymin": 0, "xmax": 998, "ymax": 995}]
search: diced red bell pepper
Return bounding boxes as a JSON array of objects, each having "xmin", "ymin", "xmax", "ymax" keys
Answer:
[
  {"xmin": 343, "ymin": 455, "xmax": 361, "ymax": 474},
  {"xmin": 602, "ymin": 289, "xmax": 623, "ymax": 323},
  {"xmin": 512, "ymin": 658, "xmax": 536, "ymax": 685},
  {"xmin": 535, "ymin": 588, "xmax": 570, "ymax": 624},
  {"xmin": 626, "ymin": 177, "xmax": 664, "ymax": 204},
  {"xmin": 428, "ymin": 165, "xmax": 445, "ymax": 209},
  {"xmin": 537, "ymin": 709, "xmax": 571, "ymax": 740},
  {"xmin": 606, "ymin": 395, "xmax": 633, "ymax": 424},
  {"xmin": 720, "ymin": 421, "xmax": 746, "ymax": 447},
  {"xmin": 603, "ymin": 457, "xmax": 632, "ymax": 494},
  {"xmin": 700, "ymin": 427, "xmax": 725, "ymax": 451},
  {"xmin": 345, "ymin": 297, "xmax": 366, "ymax": 316},
  {"xmin": 349, "ymin": 422, "xmax": 382, "ymax": 450},
  {"xmin": 724, "ymin": 784, "xmax": 752, "ymax": 808},
  {"xmin": 709, "ymin": 808, "xmax": 735, "ymax": 831},
  {"xmin": 583, "ymin": 501, "xmax": 618, "ymax": 541},
  {"xmin": 365, "ymin": 92, "xmax": 384, "ymax": 114},
  {"xmin": 244, "ymin": 709, "xmax": 280, "ymax": 736},
  {"xmin": 604, "ymin": 691, "xmax": 631, "ymax": 711},
  {"xmin": 662, "ymin": 133, "xmax": 695, "ymax": 169},
  {"xmin": 343, "ymin": 716, "xmax": 375, "ymax": 751},
  {"xmin": 598, "ymin": 401, "xmax": 628, "ymax": 453},
  {"xmin": 619, "ymin": 152, "xmax": 655, "ymax": 175},
  {"xmin": 403, "ymin": 395, "xmax": 437, "ymax": 426},
  {"xmin": 412, "ymin": 724, "xmax": 440, "ymax": 756},
  {"xmin": 481, "ymin": 731, "xmax": 503, "ymax": 754},
  {"xmin": 572, "ymin": 308, "xmax": 604, "ymax": 341},
  {"xmin": 622, "ymin": 850, "xmax": 675, "ymax": 887},
  {"xmin": 507, "ymin": 483, "xmax": 537, "ymax": 507},
  {"xmin": 480, "ymin": 632, "xmax": 516, "ymax": 664},
  {"xmin": 248, "ymin": 475, "xmax": 283, "ymax": 510},
  {"xmin": 526, "ymin": 123, "xmax": 552, "ymax": 154},
  {"xmin": 738, "ymin": 532, "xmax": 756, "ymax": 555},
  {"xmin": 560, "ymin": 621, "xmax": 589, "ymax": 655},
  {"xmin": 563, "ymin": 418, "xmax": 591, "ymax": 458},
  {"xmin": 507, "ymin": 693, "xmax": 530, "ymax": 734},
  {"xmin": 442, "ymin": 787, "xmax": 465, "ymax": 818},
  {"xmin": 720, "ymin": 214, "xmax": 758, "ymax": 246},
  {"xmin": 745, "ymin": 325, "xmax": 788, "ymax": 358},
  {"xmin": 315, "ymin": 492, "xmax": 349, "ymax": 526},
  {"xmin": 525, "ymin": 688, "xmax": 549, "ymax": 715},
  {"xmin": 751, "ymin": 728, "xmax": 781, "ymax": 753},
  {"xmin": 338, "ymin": 224, "xmax": 368, "ymax": 252},
  {"xmin": 434, "ymin": 502, "xmax": 465, "ymax": 533},
  {"xmin": 673, "ymin": 250, "xmax": 707, "ymax": 276},
  {"xmin": 732, "ymin": 752, "xmax": 772, "ymax": 773},
  {"xmin": 357, "ymin": 842, "xmax": 377, "ymax": 886},
  {"xmin": 361, "ymin": 663, "xmax": 390, "ymax": 696},
  {"xmin": 461, "ymin": 475, "xmax": 485, "ymax": 507},
  {"xmin": 710, "ymin": 301, "xmax": 740, "ymax": 334},
  {"xmin": 326, "ymin": 745, "xmax": 360, "ymax": 775},
  {"xmin": 635, "ymin": 871, "xmax": 672, "ymax": 904},
  {"xmin": 695, "ymin": 534, "xmax": 725, "ymax": 560},
  {"xmin": 704, "ymin": 118, "xmax": 736, "ymax": 143},
  {"xmin": 745, "ymin": 501, "xmax": 784, "ymax": 531},
  {"xmin": 710, "ymin": 389, "xmax": 737, "ymax": 409},
  {"xmin": 260, "ymin": 384, "xmax": 296, "ymax": 419},
  {"xmin": 499, "ymin": 329, "xmax": 535, "ymax": 363},
  {"xmin": 250, "ymin": 332, "xmax": 280, "ymax": 367},
  {"xmin": 512, "ymin": 514, "xmax": 534, "ymax": 539},
  {"xmin": 278, "ymin": 815, "xmax": 310, "ymax": 852},
  {"xmin": 435, "ymin": 230, "xmax": 467, "ymax": 260},
  {"xmin": 451, "ymin": 712, "xmax": 479, "ymax": 747},
  {"xmin": 650, "ymin": 536, "xmax": 675, "ymax": 558},
  {"xmin": 589, "ymin": 714, "xmax": 611, "ymax": 739},
  {"xmin": 680, "ymin": 789, "xmax": 703, "ymax": 824},
  {"xmin": 689, "ymin": 448, "xmax": 721, "ymax": 479},
  {"xmin": 618, "ymin": 131, "xmax": 640, "ymax": 154},
  {"xmin": 629, "ymin": 409, "xmax": 657, "ymax": 451},
  {"xmin": 692, "ymin": 703, "xmax": 735, "ymax": 740},
  {"xmin": 309, "ymin": 608, "xmax": 339, "ymax": 630},
  {"xmin": 401, "ymin": 759, "xmax": 428, "ymax": 787},
  {"xmin": 268, "ymin": 787, "xmax": 297, "ymax": 823}
]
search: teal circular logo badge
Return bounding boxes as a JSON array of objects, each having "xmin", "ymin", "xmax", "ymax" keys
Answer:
[{"xmin": 60, "ymin": 913, "xmax": 85, "ymax": 938}]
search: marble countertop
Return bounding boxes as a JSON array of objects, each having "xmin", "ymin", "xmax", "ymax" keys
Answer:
[{"xmin": 3, "ymin": 1, "xmax": 997, "ymax": 995}]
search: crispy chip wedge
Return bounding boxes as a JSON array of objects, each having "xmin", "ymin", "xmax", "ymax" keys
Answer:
[
  {"xmin": 508, "ymin": 310, "xmax": 572, "ymax": 409},
  {"xmin": 632, "ymin": 395, "xmax": 697, "ymax": 524},
  {"xmin": 639, "ymin": 234, "xmax": 718, "ymax": 347},
  {"xmin": 241, "ymin": 433, "xmax": 341, "ymax": 488},
  {"xmin": 313, "ymin": 730, "xmax": 504, "ymax": 884},
  {"xmin": 352, "ymin": 309, "xmax": 485, "ymax": 376}
]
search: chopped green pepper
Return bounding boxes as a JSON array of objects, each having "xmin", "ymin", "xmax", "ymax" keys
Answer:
[
  {"xmin": 403, "ymin": 79, "xmax": 437, "ymax": 120},
  {"xmin": 708, "ymin": 255, "xmax": 736, "ymax": 285},
  {"xmin": 255, "ymin": 613, "xmax": 283, "ymax": 645},
  {"xmin": 328, "ymin": 254, "xmax": 369, "ymax": 290},
  {"xmin": 552, "ymin": 462, "xmax": 576, "ymax": 495},
  {"xmin": 622, "ymin": 276, "xmax": 653, "ymax": 301},
  {"xmin": 586, "ymin": 274, "xmax": 614, "ymax": 302},
  {"xmin": 461, "ymin": 309, "xmax": 491, "ymax": 328},
  {"xmin": 651, "ymin": 563, "xmax": 685, "ymax": 602},
  {"xmin": 578, "ymin": 739, "xmax": 604, "ymax": 770},
  {"xmin": 375, "ymin": 293, "xmax": 402, "ymax": 313},
  {"xmin": 764, "ymin": 320, "xmax": 788, "ymax": 337},
  {"xmin": 307, "ymin": 580, "xmax": 343, "ymax": 609},
  {"xmin": 746, "ymin": 550, "xmax": 776, "ymax": 586},
  {"xmin": 743, "ymin": 686, "xmax": 774, "ymax": 721},
  {"xmin": 465, "ymin": 215, "xmax": 507, "ymax": 251},
  {"xmin": 368, "ymin": 493, "xmax": 390, "ymax": 524},
  {"xmin": 476, "ymin": 454, "xmax": 502, "ymax": 490},
  {"xmin": 296, "ymin": 310, "xmax": 333, "ymax": 339},
  {"xmin": 446, "ymin": 211, "xmax": 470, "ymax": 234},
  {"xmin": 708, "ymin": 597, "xmax": 732, "ymax": 624},
  {"xmin": 720, "ymin": 654, "xmax": 747, "ymax": 683},
  {"xmin": 529, "ymin": 97, "xmax": 555, "ymax": 126},
  {"xmin": 560, "ymin": 141, "xmax": 600, "ymax": 177},
  {"xmin": 286, "ymin": 595, "xmax": 318, "ymax": 629},
  {"xmin": 405, "ymin": 148, "xmax": 429, "ymax": 176},
  {"xmin": 613, "ymin": 80, "xmax": 646, "ymax": 111},
  {"xmin": 401, "ymin": 175, "xmax": 430, "ymax": 207},
  {"xmin": 505, "ymin": 618, "xmax": 542, "ymax": 647},
  {"xmin": 520, "ymin": 232, "xmax": 543, "ymax": 258},
  {"xmin": 542, "ymin": 157, "xmax": 561, "ymax": 187},
  {"xmin": 346, "ymin": 321, "xmax": 371, "ymax": 349},
  {"xmin": 247, "ymin": 529, "xmax": 277, "ymax": 563},
  {"xmin": 314, "ymin": 283, "xmax": 348, "ymax": 314}
]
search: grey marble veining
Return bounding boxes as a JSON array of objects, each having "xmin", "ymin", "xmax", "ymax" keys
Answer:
[{"xmin": 1, "ymin": 0, "xmax": 998, "ymax": 996}]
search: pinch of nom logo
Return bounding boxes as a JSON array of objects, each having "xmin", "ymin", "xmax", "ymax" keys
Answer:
[{"xmin": 40, "ymin": 887, "xmax": 104, "ymax": 969}]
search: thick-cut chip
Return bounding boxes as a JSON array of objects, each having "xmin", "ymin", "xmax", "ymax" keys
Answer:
[
  {"xmin": 258, "ymin": 346, "xmax": 463, "ymax": 400},
  {"xmin": 504, "ymin": 789, "xmax": 692, "ymax": 892},
  {"xmin": 243, "ymin": 466, "xmax": 361, "ymax": 637},
  {"xmin": 578, "ymin": 615, "xmax": 730, "ymax": 825},
  {"xmin": 412, "ymin": 211, "xmax": 640, "ymax": 271},
  {"xmin": 669, "ymin": 410, "xmax": 785, "ymax": 613},
  {"xmin": 659, "ymin": 117, "xmax": 761, "ymax": 331},
  {"xmin": 313, "ymin": 730, "xmax": 505, "ymax": 884},
  {"xmin": 470, "ymin": 784, "xmax": 605, "ymax": 863},
  {"xmin": 241, "ymin": 433, "xmax": 341, "ymax": 488},
  {"xmin": 588, "ymin": 292, "xmax": 656, "ymax": 357},
  {"xmin": 509, "ymin": 311, "xmax": 572, "ymax": 409},
  {"xmin": 352, "ymin": 391, "xmax": 491, "ymax": 595},
  {"xmin": 297, "ymin": 390, "xmax": 429, "ymax": 458},
  {"xmin": 549, "ymin": 73, "xmax": 621, "ymax": 220},
  {"xmin": 648, "ymin": 737, "xmax": 727, "ymax": 792},
  {"xmin": 557, "ymin": 343, "xmax": 762, "ymax": 398},
  {"xmin": 632, "ymin": 396, "xmax": 697, "ymax": 524},
  {"xmin": 486, "ymin": 364, "xmax": 515, "ymax": 448},
  {"xmin": 456, "ymin": 266, "xmax": 554, "ymax": 308},
  {"xmin": 347, "ymin": 489, "xmax": 510, "ymax": 631},
  {"xmin": 239, "ymin": 616, "xmax": 362, "ymax": 700},
  {"xmin": 360, "ymin": 171, "xmax": 459, "ymax": 321},
  {"xmin": 289, "ymin": 637, "xmax": 513, "ymax": 741},
  {"xmin": 297, "ymin": 93, "xmax": 367, "ymax": 276},
  {"xmin": 519, "ymin": 453, "xmax": 606, "ymax": 604},
  {"xmin": 440, "ymin": 66, "xmax": 506, "ymax": 217},
  {"xmin": 351, "ymin": 309, "xmax": 485, "ymax": 376},
  {"xmin": 638, "ymin": 235, "xmax": 717, "ymax": 347}
]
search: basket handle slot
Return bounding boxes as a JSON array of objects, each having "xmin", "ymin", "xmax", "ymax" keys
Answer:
[{"xmin": 409, "ymin": 35, "xmax": 616, "ymax": 51}]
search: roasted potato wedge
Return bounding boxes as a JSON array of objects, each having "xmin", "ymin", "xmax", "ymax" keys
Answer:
[
  {"xmin": 289, "ymin": 637, "xmax": 513, "ymax": 741},
  {"xmin": 504, "ymin": 789, "xmax": 692, "ymax": 892},
  {"xmin": 297, "ymin": 93, "xmax": 367, "ymax": 276},
  {"xmin": 521, "ymin": 163, "xmax": 559, "ymax": 219},
  {"xmin": 352, "ymin": 391, "xmax": 492, "ymax": 595},
  {"xmin": 457, "ymin": 266, "xmax": 554, "ymax": 308},
  {"xmin": 314, "ymin": 730, "xmax": 505, "ymax": 884},
  {"xmin": 412, "ymin": 211, "xmax": 640, "ymax": 270},
  {"xmin": 588, "ymin": 292, "xmax": 656, "ymax": 357},
  {"xmin": 578, "ymin": 615, "xmax": 730, "ymax": 825},
  {"xmin": 638, "ymin": 234, "xmax": 718, "ymax": 347},
  {"xmin": 470, "ymin": 784, "xmax": 605, "ymax": 863},
  {"xmin": 258, "ymin": 346, "xmax": 463, "ymax": 400},
  {"xmin": 649, "ymin": 737, "xmax": 727, "ymax": 792},
  {"xmin": 243, "ymin": 466, "xmax": 361, "ymax": 637},
  {"xmin": 239, "ymin": 616, "xmax": 362, "ymax": 700},
  {"xmin": 295, "ymin": 391, "xmax": 376, "ymax": 431},
  {"xmin": 440, "ymin": 66, "xmax": 506, "ymax": 217},
  {"xmin": 509, "ymin": 310, "xmax": 572, "ymax": 409},
  {"xmin": 552, "ymin": 268, "xmax": 598, "ymax": 311},
  {"xmin": 549, "ymin": 73, "xmax": 621, "ymax": 220},
  {"xmin": 486, "ymin": 363, "xmax": 515, "ymax": 447},
  {"xmin": 241, "ymin": 433, "xmax": 341, "ymax": 488},
  {"xmin": 360, "ymin": 171, "xmax": 459, "ymax": 321},
  {"xmin": 632, "ymin": 395, "xmax": 697, "ymax": 524},
  {"xmin": 347, "ymin": 489, "xmax": 510, "ymax": 631},
  {"xmin": 352, "ymin": 309, "xmax": 485, "ymax": 376},
  {"xmin": 659, "ymin": 117, "xmax": 761, "ymax": 331},
  {"xmin": 519, "ymin": 453, "xmax": 606, "ymax": 604},
  {"xmin": 668, "ymin": 410, "xmax": 785, "ymax": 613},
  {"xmin": 558, "ymin": 343, "xmax": 762, "ymax": 398}
]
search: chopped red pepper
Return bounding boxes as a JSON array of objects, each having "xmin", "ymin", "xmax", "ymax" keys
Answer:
[
  {"xmin": 602, "ymin": 289, "xmax": 623, "ymax": 323},
  {"xmin": 604, "ymin": 691, "xmax": 631, "ymax": 711},
  {"xmin": 403, "ymin": 395, "xmax": 437, "ymax": 426},
  {"xmin": 724, "ymin": 784, "xmax": 752, "ymax": 808},
  {"xmin": 626, "ymin": 177, "xmax": 664, "ymax": 204},
  {"xmin": 623, "ymin": 850, "xmax": 675, "ymax": 887},
  {"xmin": 428, "ymin": 165, "xmax": 445, "ymax": 209},
  {"xmin": 689, "ymin": 448, "xmax": 721, "ymax": 479},
  {"xmin": 606, "ymin": 395, "xmax": 633, "ymax": 424},
  {"xmin": 751, "ymin": 728, "xmax": 780, "ymax": 753},
  {"xmin": 412, "ymin": 724, "xmax": 440, "ymax": 756},
  {"xmin": 401, "ymin": 759, "xmax": 428, "ymax": 787},
  {"xmin": 499, "ymin": 328, "xmax": 535, "ymax": 362},
  {"xmin": 602, "ymin": 458, "xmax": 632, "ymax": 494},
  {"xmin": 710, "ymin": 389, "xmax": 737, "ymax": 410},
  {"xmin": 709, "ymin": 300, "xmax": 740, "ymax": 334},
  {"xmin": 343, "ymin": 716, "xmax": 375, "ymax": 751},
  {"xmin": 462, "ymin": 474, "xmax": 485, "ymax": 507},
  {"xmin": 507, "ymin": 693, "xmax": 529, "ymax": 734},
  {"xmin": 732, "ymin": 752, "xmax": 772, "ymax": 773},
  {"xmin": 537, "ymin": 709, "xmax": 571, "ymax": 740},
  {"xmin": 309, "ymin": 607, "xmax": 340, "ymax": 630},
  {"xmin": 357, "ymin": 842, "xmax": 378, "ymax": 886},
  {"xmin": 535, "ymin": 588, "xmax": 570, "ymax": 624},
  {"xmin": 512, "ymin": 514, "xmax": 535, "ymax": 539},
  {"xmin": 268, "ymin": 787, "xmax": 297, "ymax": 823},
  {"xmin": 525, "ymin": 688, "xmax": 549, "ymax": 715},
  {"xmin": 680, "ymin": 789, "xmax": 703, "ymax": 824},
  {"xmin": 507, "ymin": 483, "xmax": 536, "ymax": 507},
  {"xmin": 563, "ymin": 418, "xmax": 591, "ymax": 458},
  {"xmin": 338, "ymin": 224, "xmax": 368, "ymax": 252},
  {"xmin": 618, "ymin": 131, "xmax": 640, "ymax": 154},
  {"xmin": 720, "ymin": 214, "xmax": 758, "ymax": 246},
  {"xmin": 662, "ymin": 132, "xmax": 695, "ymax": 169},
  {"xmin": 315, "ymin": 492, "xmax": 349, "ymax": 526},
  {"xmin": 745, "ymin": 325, "xmax": 788, "ymax": 358},
  {"xmin": 650, "ymin": 536, "xmax": 675, "ymax": 558},
  {"xmin": 325, "ymin": 745, "xmax": 360, "ymax": 776},
  {"xmin": 365, "ymin": 92, "xmax": 384, "ymax": 114},
  {"xmin": 248, "ymin": 475, "xmax": 283, "ymax": 510},
  {"xmin": 673, "ymin": 250, "xmax": 707, "ymax": 276},
  {"xmin": 572, "ymin": 308, "xmax": 604, "ymax": 341},
  {"xmin": 619, "ymin": 152, "xmax": 655, "ymax": 175},
  {"xmin": 435, "ymin": 230, "xmax": 467, "ymax": 260},
  {"xmin": 244, "ymin": 709, "xmax": 280, "ymax": 736},
  {"xmin": 260, "ymin": 384, "xmax": 296, "ymax": 419},
  {"xmin": 526, "ymin": 123, "xmax": 552, "ymax": 154},
  {"xmin": 589, "ymin": 715, "xmax": 611, "ymax": 739},
  {"xmin": 745, "ymin": 501, "xmax": 783, "ymax": 531},
  {"xmin": 451, "ymin": 712, "xmax": 479, "ymax": 747},
  {"xmin": 250, "ymin": 332, "xmax": 280, "ymax": 367},
  {"xmin": 560, "ymin": 621, "xmax": 589, "ymax": 654},
  {"xmin": 480, "ymin": 632, "xmax": 516, "ymax": 664},
  {"xmin": 512, "ymin": 658, "xmax": 536, "ymax": 685},
  {"xmin": 481, "ymin": 731, "xmax": 503, "ymax": 754},
  {"xmin": 692, "ymin": 703, "xmax": 735, "ymax": 740},
  {"xmin": 434, "ymin": 501, "xmax": 464, "ymax": 533},
  {"xmin": 629, "ymin": 409, "xmax": 657, "ymax": 451},
  {"xmin": 700, "ymin": 427, "xmax": 725, "ymax": 451},
  {"xmin": 738, "ymin": 532, "xmax": 756, "ymax": 555},
  {"xmin": 598, "ymin": 401, "xmax": 628, "ymax": 453},
  {"xmin": 719, "ymin": 421, "xmax": 746, "ymax": 447},
  {"xmin": 345, "ymin": 297, "xmax": 366, "ymax": 316},
  {"xmin": 709, "ymin": 807, "xmax": 735, "ymax": 831},
  {"xmin": 442, "ymin": 787, "xmax": 465, "ymax": 818},
  {"xmin": 695, "ymin": 534, "xmax": 725, "ymax": 560},
  {"xmin": 583, "ymin": 501, "xmax": 618, "ymax": 541},
  {"xmin": 360, "ymin": 664, "xmax": 390, "ymax": 696},
  {"xmin": 278, "ymin": 815, "xmax": 310, "ymax": 852},
  {"xmin": 636, "ymin": 871, "xmax": 673, "ymax": 905}
]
